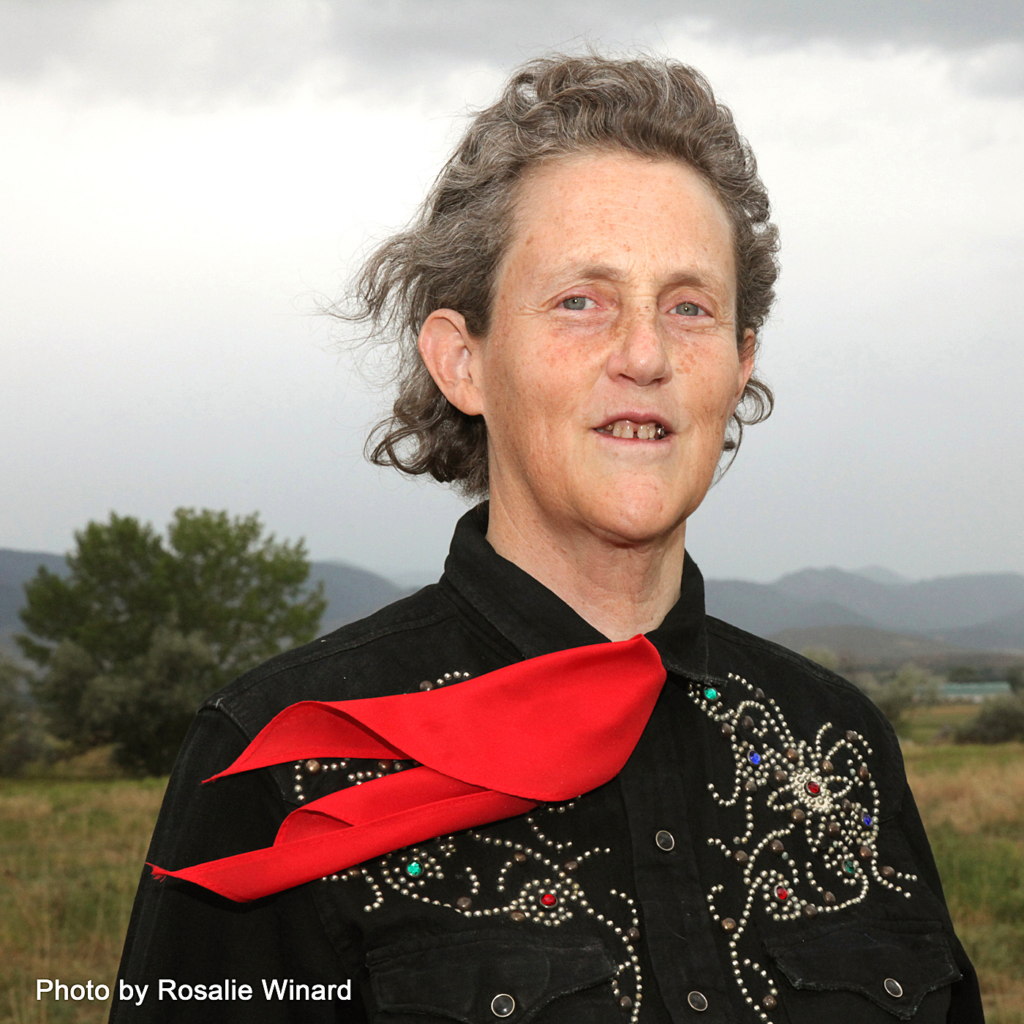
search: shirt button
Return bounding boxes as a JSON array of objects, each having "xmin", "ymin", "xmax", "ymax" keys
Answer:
[
  {"xmin": 491, "ymin": 993, "xmax": 516, "ymax": 1017},
  {"xmin": 655, "ymin": 830, "xmax": 675, "ymax": 851},
  {"xmin": 884, "ymin": 978, "xmax": 904, "ymax": 999},
  {"xmin": 687, "ymin": 990, "xmax": 708, "ymax": 1011}
]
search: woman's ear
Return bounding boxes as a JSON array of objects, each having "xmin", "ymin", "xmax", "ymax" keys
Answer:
[
  {"xmin": 735, "ymin": 328, "xmax": 756, "ymax": 407},
  {"xmin": 417, "ymin": 309, "xmax": 485, "ymax": 417}
]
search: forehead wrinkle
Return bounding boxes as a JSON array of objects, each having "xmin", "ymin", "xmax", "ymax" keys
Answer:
[{"xmin": 498, "ymin": 152, "xmax": 739, "ymax": 305}]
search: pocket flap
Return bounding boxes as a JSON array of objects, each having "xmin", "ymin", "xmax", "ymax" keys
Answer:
[
  {"xmin": 367, "ymin": 930, "xmax": 616, "ymax": 1023},
  {"xmin": 765, "ymin": 919, "xmax": 961, "ymax": 1020}
]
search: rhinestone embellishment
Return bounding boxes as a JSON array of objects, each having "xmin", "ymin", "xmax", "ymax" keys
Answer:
[{"xmin": 691, "ymin": 670, "xmax": 919, "ymax": 1023}]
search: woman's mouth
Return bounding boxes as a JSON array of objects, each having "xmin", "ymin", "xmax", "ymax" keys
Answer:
[{"xmin": 596, "ymin": 418, "xmax": 667, "ymax": 440}]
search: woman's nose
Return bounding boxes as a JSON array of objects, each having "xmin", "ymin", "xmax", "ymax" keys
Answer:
[{"xmin": 607, "ymin": 308, "xmax": 670, "ymax": 386}]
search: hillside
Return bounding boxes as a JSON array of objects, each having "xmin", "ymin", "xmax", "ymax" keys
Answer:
[
  {"xmin": 3, "ymin": 547, "xmax": 1023, "ymax": 667},
  {"xmin": 773, "ymin": 567, "xmax": 1024, "ymax": 633},
  {"xmin": 704, "ymin": 579, "xmax": 874, "ymax": 636},
  {"xmin": 312, "ymin": 561, "xmax": 416, "ymax": 634},
  {"xmin": 930, "ymin": 606, "xmax": 1024, "ymax": 652},
  {"xmin": 765, "ymin": 625, "xmax": 1019, "ymax": 672},
  {"xmin": 705, "ymin": 566, "xmax": 1024, "ymax": 657}
]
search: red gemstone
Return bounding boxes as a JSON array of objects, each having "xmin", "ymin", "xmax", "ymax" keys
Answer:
[
  {"xmin": 776, "ymin": 886, "xmax": 789, "ymax": 900},
  {"xmin": 806, "ymin": 781, "xmax": 821, "ymax": 795},
  {"xmin": 540, "ymin": 893, "xmax": 557, "ymax": 907}
]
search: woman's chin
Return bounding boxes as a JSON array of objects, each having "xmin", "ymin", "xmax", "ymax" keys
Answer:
[{"xmin": 574, "ymin": 492, "xmax": 692, "ymax": 550}]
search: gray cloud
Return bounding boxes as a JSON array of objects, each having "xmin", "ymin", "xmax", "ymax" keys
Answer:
[
  {"xmin": 325, "ymin": 0, "xmax": 1024, "ymax": 69},
  {"xmin": 1, "ymin": 0, "xmax": 1022, "ymax": 106}
]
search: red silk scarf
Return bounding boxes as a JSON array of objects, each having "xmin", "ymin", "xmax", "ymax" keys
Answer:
[{"xmin": 150, "ymin": 635, "xmax": 666, "ymax": 902}]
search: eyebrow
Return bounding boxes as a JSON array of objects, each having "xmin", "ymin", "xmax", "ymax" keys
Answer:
[{"xmin": 553, "ymin": 262, "xmax": 722, "ymax": 292}]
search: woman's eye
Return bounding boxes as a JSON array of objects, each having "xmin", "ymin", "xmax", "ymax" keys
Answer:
[
  {"xmin": 672, "ymin": 301, "xmax": 706, "ymax": 316},
  {"xmin": 561, "ymin": 296, "xmax": 593, "ymax": 310}
]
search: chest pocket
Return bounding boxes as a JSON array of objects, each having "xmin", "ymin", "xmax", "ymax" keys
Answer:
[
  {"xmin": 764, "ymin": 919, "xmax": 961, "ymax": 1022},
  {"xmin": 366, "ymin": 930, "xmax": 618, "ymax": 1024}
]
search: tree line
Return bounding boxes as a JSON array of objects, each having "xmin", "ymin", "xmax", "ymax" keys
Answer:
[{"xmin": 0, "ymin": 509, "xmax": 325, "ymax": 775}]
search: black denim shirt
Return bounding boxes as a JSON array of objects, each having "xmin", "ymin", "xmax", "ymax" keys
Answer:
[{"xmin": 112, "ymin": 506, "xmax": 983, "ymax": 1024}]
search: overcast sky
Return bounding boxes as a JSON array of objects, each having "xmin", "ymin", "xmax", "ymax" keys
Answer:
[{"xmin": 1, "ymin": 0, "xmax": 1022, "ymax": 584}]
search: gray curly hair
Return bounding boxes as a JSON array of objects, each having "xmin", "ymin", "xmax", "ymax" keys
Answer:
[{"xmin": 341, "ymin": 53, "xmax": 779, "ymax": 498}]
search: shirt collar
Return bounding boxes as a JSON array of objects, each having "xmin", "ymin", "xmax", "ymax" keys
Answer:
[{"xmin": 441, "ymin": 503, "xmax": 709, "ymax": 679}]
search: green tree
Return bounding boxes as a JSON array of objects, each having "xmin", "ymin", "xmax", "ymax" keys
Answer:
[
  {"xmin": 0, "ymin": 650, "xmax": 48, "ymax": 775},
  {"xmin": 18, "ymin": 509, "xmax": 326, "ymax": 773},
  {"xmin": 18, "ymin": 513, "xmax": 169, "ymax": 669},
  {"xmin": 1006, "ymin": 665, "xmax": 1024, "ymax": 695}
]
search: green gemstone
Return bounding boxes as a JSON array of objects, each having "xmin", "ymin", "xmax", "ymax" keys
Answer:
[
  {"xmin": 843, "ymin": 859, "xmax": 856, "ymax": 875},
  {"xmin": 704, "ymin": 687, "xmax": 719, "ymax": 701},
  {"xmin": 406, "ymin": 861, "xmax": 423, "ymax": 877}
]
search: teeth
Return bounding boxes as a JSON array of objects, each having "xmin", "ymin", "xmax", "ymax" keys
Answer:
[{"xmin": 603, "ymin": 419, "xmax": 665, "ymax": 440}]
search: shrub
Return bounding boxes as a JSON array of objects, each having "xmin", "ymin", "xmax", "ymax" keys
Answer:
[
  {"xmin": 0, "ymin": 651, "xmax": 50, "ymax": 775},
  {"xmin": 955, "ymin": 694, "xmax": 1024, "ymax": 744},
  {"xmin": 1006, "ymin": 665, "xmax": 1024, "ymax": 694}
]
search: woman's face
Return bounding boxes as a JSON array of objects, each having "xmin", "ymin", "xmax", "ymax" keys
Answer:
[{"xmin": 467, "ymin": 150, "xmax": 754, "ymax": 548}]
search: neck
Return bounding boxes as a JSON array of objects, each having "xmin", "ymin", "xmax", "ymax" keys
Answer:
[{"xmin": 485, "ymin": 500, "xmax": 687, "ymax": 642}]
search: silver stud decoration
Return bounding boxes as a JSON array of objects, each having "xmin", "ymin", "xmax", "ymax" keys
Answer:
[
  {"xmin": 322, "ymin": 800, "xmax": 643, "ymax": 1024},
  {"xmin": 306, "ymin": 668, "xmax": 641, "ymax": 1020},
  {"xmin": 292, "ymin": 758, "xmax": 351, "ymax": 802},
  {"xmin": 693, "ymin": 671, "xmax": 919, "ymax": 1023}
]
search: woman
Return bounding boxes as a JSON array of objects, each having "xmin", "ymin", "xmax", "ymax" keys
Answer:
[{"xmin": 113, "ymin": 54, "xmax": 982, "ymax": 1023}]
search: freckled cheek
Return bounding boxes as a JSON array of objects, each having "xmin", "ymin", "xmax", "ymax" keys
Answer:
[
  {"xmin": 484, "ymin": 369, "xmax": 565, "ymax": 459},
  {"xmin": 493, "ymin": 344, "xmax": 583, "ymax": 418},
  {"xmin": 674, "ymin": 349, "xmax": 742, "ymax": 427}
]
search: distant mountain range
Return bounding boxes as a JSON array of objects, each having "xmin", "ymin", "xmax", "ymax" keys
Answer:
[
  {"xmin": 705, "ymin": 567, "xmax": 1024, "ymax": 658},
  {"xmin": 2, "ymin": 548, "xmax": 1022, "ymax": 668},
  {"xmin": 312, "ymin": 562, "xmax": 414, "ymax": 634}
]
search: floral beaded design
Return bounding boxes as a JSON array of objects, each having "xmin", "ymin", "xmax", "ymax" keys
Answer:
[
  {"xmin": 324, "ymin": 802, "xmax": 645, "ymax": 1022},
  {"xmin": 690, "ymin": 672, "xmax": 919, "ymax": 1022}
]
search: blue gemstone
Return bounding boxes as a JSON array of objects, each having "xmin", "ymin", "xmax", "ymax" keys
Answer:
[
  {"xmin": 704, "ymin": 687, "xmax": 719, "ymax": 701},
  {"xmin": 406, "ymin": 861, "xmax": 423, "ymax": 877},
  {"xmin": 862, "ymin": 815, "xmax": 873, "ymax": 827},
  {"xmin": 748, "ymin": 751, "xmax": 761, "ymax": 766}
]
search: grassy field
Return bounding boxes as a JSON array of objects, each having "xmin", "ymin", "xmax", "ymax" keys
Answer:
[
  {"xmin": 905, "ymin": 742, "xmax": 1024, "ymax": 1022},
  {"xmin": 1, "ymin": 715, "xmax": 1021, "ymax": 1022},
  {"xmin": 0, "ymin": 775, "xmax": 163, "ymax": 1024}
]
